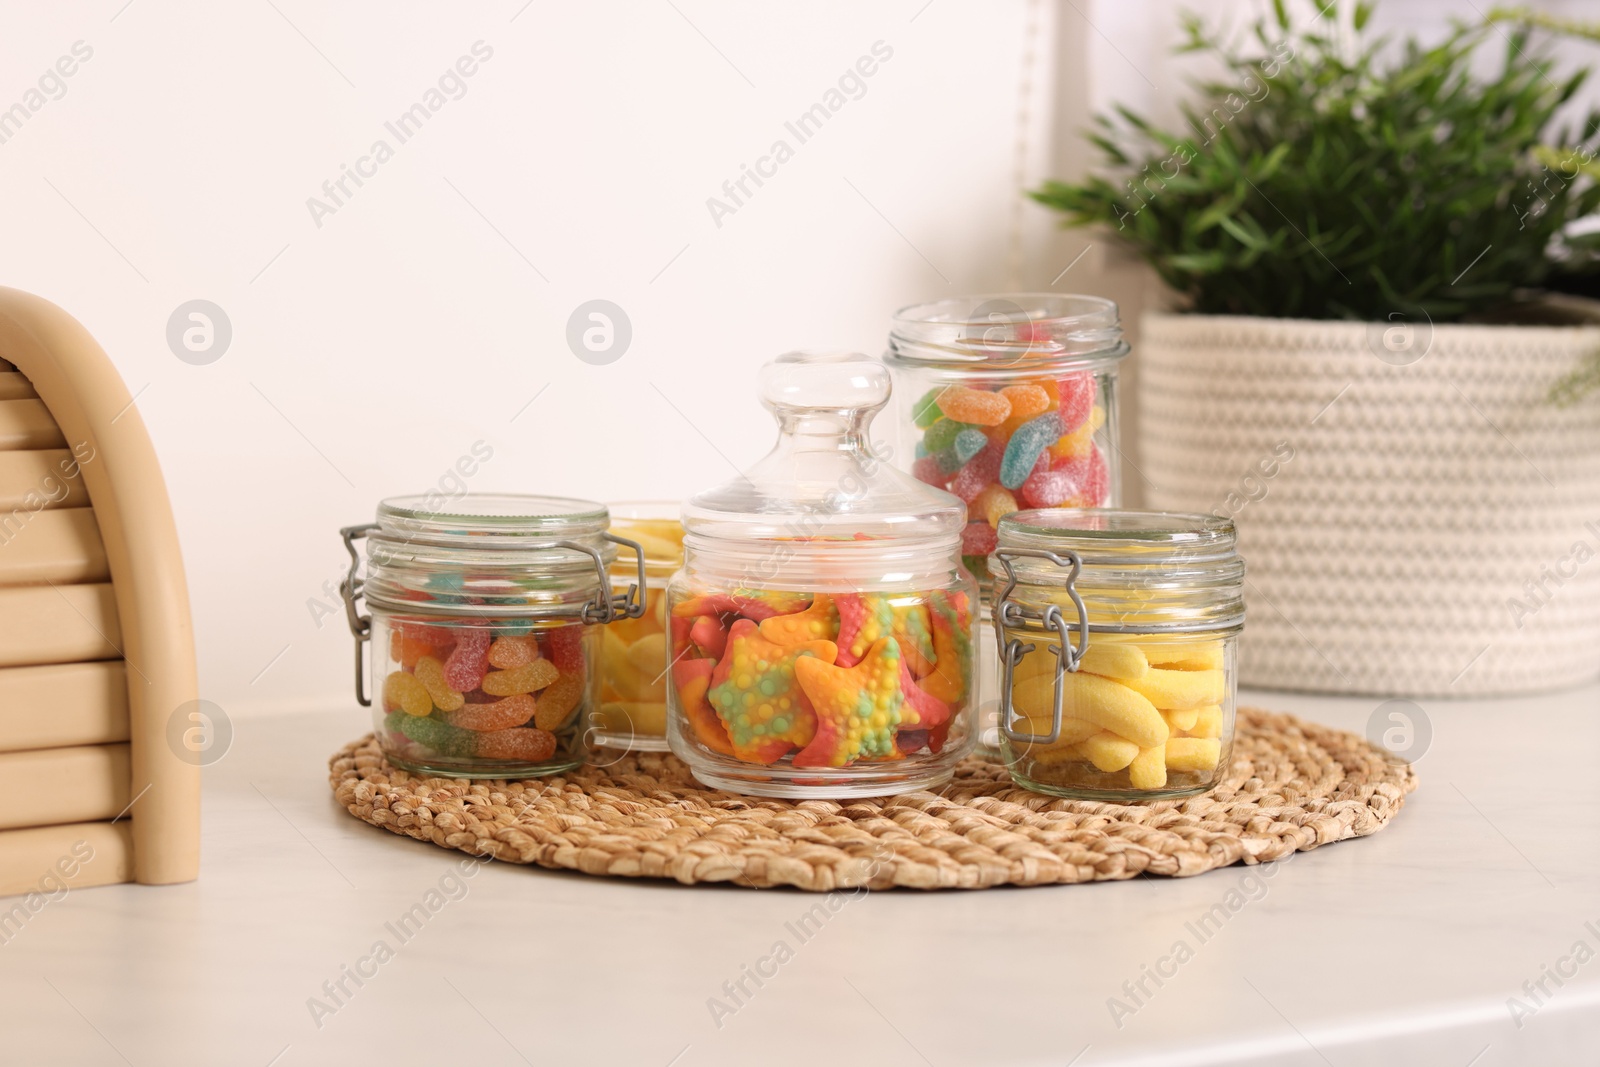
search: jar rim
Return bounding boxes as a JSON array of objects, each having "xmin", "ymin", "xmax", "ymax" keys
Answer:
[
  {"xmin": 377, "ymin": 493, "xmax": 609, "ymax": 541},
  {"xmin": 996, "ymin": 508, "xmax": 1236, "ymax": 563},
  {"xmin": 887, "ymin": 292, "xmax": 1129, "ymax": 368}
]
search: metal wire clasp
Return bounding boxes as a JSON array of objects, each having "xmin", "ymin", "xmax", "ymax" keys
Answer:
[
  {"xmin": 338, "ymin": 523, "xmax": 379, "ymax": 707},
  {"xmin": 571, "ymin": 533, "xmax": 648, "ymax": 625},
  {"xmin": 991, "ymin": 547, "xmax": 1090, "ymax": 747}
]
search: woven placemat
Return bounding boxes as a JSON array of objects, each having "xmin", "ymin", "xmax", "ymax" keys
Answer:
[{"xmin": 329, "ymin": 707, "xmax": 1416, "ymax": 891}]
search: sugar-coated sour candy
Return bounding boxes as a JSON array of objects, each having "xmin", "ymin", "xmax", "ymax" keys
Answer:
[
  {"xmin": 935, "ymin": 385, "xmax": 1012, "ymax": 426},
  {"xmin": 1000, "ymin": 412, "xmax": 1061, "ymax": 489},
  {"xmin": 379, "ymin": 619, "xmax": 587, "ymax": 771},
  {"xmin": 911, "ymin": 376, "xmax": 1110, "ymax": 579}
]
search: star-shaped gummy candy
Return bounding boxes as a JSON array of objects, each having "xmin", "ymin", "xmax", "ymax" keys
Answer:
[
  {"xmin": 758, "ymin": 593, "xmax": 839, "ymax": 647},
  {"xmin": 707, "ymin": 619, "xmax": 836, "ymax": 764},
  {"xmin": 791, "ymin": 636, "xmax": 907, "ymax": 768}
]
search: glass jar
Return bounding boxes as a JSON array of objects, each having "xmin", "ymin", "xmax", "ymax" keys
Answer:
[
  {"xmin": 597, "ymin": 501, "xmax": 685, "ymax": 751},
  {"xmin": 989, "ymin": 509, "xmax": 1244, "ymax": 800},
  {"xmin": 886, "ymin": 294, "xmax": 1131, "ymax": 758},
  {"xmin": 339, "ymin": 494, "xmax": 644, "ymax": 778},
  {"xmin": 665, "ymin": 352, "xmax": 979, "ymax": 798}
]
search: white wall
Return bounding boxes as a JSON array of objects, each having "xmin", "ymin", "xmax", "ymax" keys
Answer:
[{"xmin": 0, "ymin": 1, "xmax": 1070, "ymax": 715}]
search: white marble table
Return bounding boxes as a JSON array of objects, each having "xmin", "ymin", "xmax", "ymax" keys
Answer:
[{"xmin": 2, "ymin": 686, "xmax": 1597, "ymax": 1067}]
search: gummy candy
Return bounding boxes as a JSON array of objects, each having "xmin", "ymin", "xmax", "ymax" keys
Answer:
[
  {"xmin": 446, "ymin": 693, "xmax": 537, "ymax": 731},
  {"xmin": 1050, "ymin": 405, "xmax": 1105, "ymax": 461},
  {"xmin": 971, "ymin": 483, "xmax": 1017, "ymax": 528},
  {"xmin": 833, "ymin": 593, "xmax": 894, "ymax": 668},
  {"xmin": 1052, "ymin": 445, "xmax": 1108, "ymax": 506},
  {"xmin": 759, "ymin": 593, "xmax": 839, "ymax": 647},
  {"xmin": 443, "ymin": 629, "xmax": 491, "ymax": 692},
  {"xmin": 412, "ymin": 655, "xmax": 465, "ymax": 712},
  {"xmin": 674, "ymin": 657, "xmax": 733, "ymax": 755},
  {"xmin": 922, "ymin": 417, "xmax": 969, "ymax": 455},
  {"xmin": 920, "ymin": 592, "xmax": 970, "ymax": 704},
  {"xmin": 889, "ymin": 600, "xmax": 935, "ymax": 677},
  {"xmin": 898, "ymin": 655, "xmax": 951, "ymax": 729},
  {"xmin": 488, "ymin": 634, "xmax": 538, "ymax": 670},
  {"xmin": 690, "ymin": 614, "xmax": 729, "ymax": 659},
  {"xmin": 960, "ymin": 522, "xmax": 998, "ymax": 558},
  {"xmin": 475, "ymin": 727, "xmax": 557, "ymax": 762},
  {"xmin": 1057, "ymin": 373, "xmax": 1095, "ymax": 433},
  {"xmin": 383, "ymin": 670, "xmax": 433, "ymax": 717},
  {"xmin": 546, "ymin": 624, "xmax": 586, "ymax": 674},
  {"xmin": 1019, "ymin": 466, "xmax": 1080, "ymax": 508},
  {"xmin": 952, "ymin": 427, "xmax": 988, "ymax": 466},
  {"xmin": 999, "ymin": 412, "xmax": 1062, "ymax": 490},
  {"xmin": 386, "ymin": 710, "xmax": 475, "ymax": 758},
  {"xmin": 911, "ymin": 387, "xmax": 945, "ymax": 428},
  {"xmin": 935, "ymin": 385, "xmax": 1011, "ymax": 426},
  {"xmin": 946, "ymin": 441, "xmax": 1002, "ymax": 503},
  {"xmin": 482, "ymin": 659, "xmax": 560, "ymax": 696},
  {"xmin": 791, "ymin": 636, "xmax": 906, "ymax": 767},
  {"xmin": 707, "ymin": 620, "xmax": 833, "ymax": 764},
  {"xmin": 999, "ymin": 383, "xmax": 1051, "ymax": 421},
  {"xmin": 534, "ymin": 670, "xmax": 585, "ymax": 731}
]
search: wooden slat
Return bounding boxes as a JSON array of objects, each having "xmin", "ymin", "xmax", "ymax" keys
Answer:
[
  {"xmin": 0, "ymin": 584, "xmax": 120, "ymax": 668},
  {"xmin": 0, "ymin": 508, "xmax": 108, "ymax": 585},
  {"xmin": 0, "ymin": 450, "xmax": 90, "ymax": 510},
  {"xmin": 0, "ymin": 821, "xmax": 132, "ymax": 899},
  {"xmin": 0, "ymin": 372, "xmax": 35, "ymax": 401},
  {"xmin": 0, "ymin": 400, "xmax": 66, "ymax": 450},
  {"xmin": 0, "ymin": 663, "xmax": 128, "ymax": 753},
  {"xmin": 0, "ymin": 744, "xmax": 130, "ymax": 831}
]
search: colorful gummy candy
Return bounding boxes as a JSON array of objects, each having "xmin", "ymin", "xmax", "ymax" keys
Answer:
[
  {"xmin": 670, "ymin": 586, "xmax": 972, "ymax": 769},
  {"xmin": 380, "ymin": 619, "xmax": 587, "ymax": 769},
  {"xmin": 909, "ymin": 376, "xmax": 1110, "ymax": 578}
]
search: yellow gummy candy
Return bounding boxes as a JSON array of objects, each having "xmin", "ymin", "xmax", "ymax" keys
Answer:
[
  {"xmin": 482, "ymin": 659, "xmax": 560, "ymax": 696},
  {"xmin": 413, "ymin": 655, "xmax": 464, "ymax": 712},
  {"xmin": 383, "ymin": 670, "xmax": 433, "ymax": 717},
  {"xmin": 1012, "ymin": 671, "xmax": 1168, "ymax": 749},
  {"xmin": 1078, "ymin": 642, "xmax": 1148, "ymax": 682},
  {"xmin": 1137, "ymin": 639, "xmax": 1224, "ymax": 671},
  {"xmin": 1128, "ymin": 745, "xmax": 1168, "ymax": 789},
  {"xmin": 601, "ymin": 626, "xmax": 631, "ymax": 676},
  {"xmin": 611, "ymin": 670, "xmax": 666, "ymax": 703},
  {"xmin": 1185, "ymin": 705, "xmax": 1223, "ymax": 739},
  {"xmin": 625, "ymin": 632, "xmax": 669, "ymax": 675},
  {"xmin": 1123, "ymin": 667, "xmax": 1224, "ymax": 711},
  {"xmin": 1165, "ymin": 737, "xmax": 1221, "ymax": 772},
  {"xmin": 1081, "ymin": 731, "xmax": 1140, "ymax": 772},
  {"xmin": 1009, "ymin": 716, "xmax": 1101, "ymax": 754},
  {"xmin": 1163, "ymin": 706, "xmax": 1199, "ymax": 732}
]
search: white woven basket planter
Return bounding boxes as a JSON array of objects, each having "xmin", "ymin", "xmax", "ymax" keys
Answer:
[{"xmin": 1139, "ymin": 311, "xmax": 1600, "ymax": 697}]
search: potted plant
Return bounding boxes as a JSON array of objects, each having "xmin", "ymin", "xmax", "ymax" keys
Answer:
[{"xmin": 1033, "ymin": 4, "xmax": 1600, "ymax": 696}]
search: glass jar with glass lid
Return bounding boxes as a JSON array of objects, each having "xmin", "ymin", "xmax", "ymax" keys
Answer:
[
  {"xmin": 339, "ymin": 494, "xmax": 644, "ymax": 777},
  {"xmin": 665, "ymin": 352, "xmax": 978, "ymax": 798},
  {"xmin": 989, "ymin": 509, "xmax": 1244, "ymax": 800}
]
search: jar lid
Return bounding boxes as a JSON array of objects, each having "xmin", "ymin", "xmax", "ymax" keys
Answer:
[
  {"xmin": 887, "ymin": 293, "xmax": 1129, "ymax": 369},
  {"xmin": 360, "ymin": 493, "xmax": 621, "ymax": 617},
  {"xmin": 992, "ymin": 508, "xmax": 1244, "ymax": 632},
  {"xmin": 682, "ymin": 352, "xmax": 964, "ymax": 581}
]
